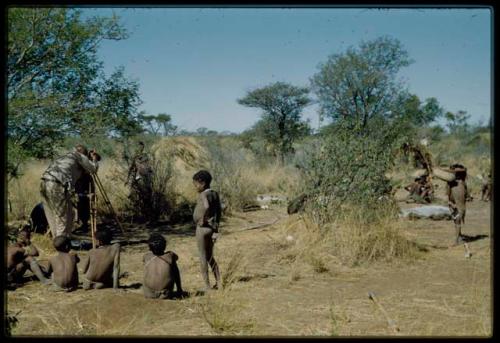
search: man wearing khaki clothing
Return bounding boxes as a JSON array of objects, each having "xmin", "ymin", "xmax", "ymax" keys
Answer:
[{"xmin": 40, "ymin": 145, "xmax": 100, "ymax": 238}]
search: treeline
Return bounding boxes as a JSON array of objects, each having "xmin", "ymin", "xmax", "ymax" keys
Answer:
[{"xmin": 7, "ymin": 8, "xmax": 490, "ymax": 193}]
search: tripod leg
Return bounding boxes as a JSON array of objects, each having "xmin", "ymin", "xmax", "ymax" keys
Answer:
[
  {"xmin": 89, "ymin": 186, "xmax": 96, "ymax": 249},
  {"xmin": 92, "ymin": 173, "xmax": 125, "ymax": 233}
]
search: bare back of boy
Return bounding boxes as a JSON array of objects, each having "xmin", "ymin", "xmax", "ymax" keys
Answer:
[
  {"xmin": 143, "ymin": 251, "xmax": 178, "ymax": 298},
  {"xmin": 48, "ymin": 253, "xmax": 79, "ymax": 291},
  {"xmin": 83, "ymin": 243, "xmax": 120, "ymax": 289}
]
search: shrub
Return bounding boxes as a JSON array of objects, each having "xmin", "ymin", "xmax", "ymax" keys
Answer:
[
  {"xmin": 300, "ymin": 119, "xmax": 407, "ymax": 224},
  {"xmin": 202, "ymin": 137, "xmax": 260, "ymax": 213}
]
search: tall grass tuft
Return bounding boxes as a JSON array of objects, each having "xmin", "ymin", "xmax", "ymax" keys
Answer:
[
  {"xmin": 198, "ymin": 288, "xmax": 255, "ymax": 335},
  {"xmin": 281, "ymin": 204, "xmax": 420, "ymax": 270},
  {"xmin": 328, "ymin": 204, "xmax": 420, "ymax": 266},
  {"xmin": 222, "ymin": 251, "xmax": 246, "ymax": 289}
]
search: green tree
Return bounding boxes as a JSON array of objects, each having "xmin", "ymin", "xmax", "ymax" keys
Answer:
[
  {"xmin": 237, "ymin": 82, "xmax": 312, "ymax": 164},
  {"xmin": 7, "ymin": 8, "xmax": 141, "ymax": 179},
  {"xmin": 139, "ymin": 113, "xmax": 161, "ymax": 135},
  {"xmin": 311, "ymin": 36, "xmax": 413, "ymax": 130},
  {"xmin": 445, "ymin": 110, "xmax": 471, "ymax": 136},
  {"xmin": 401, "ymin": 95, "xmax": 444, "ymax": 127},
  {"xmin": 155, "ymin": 113, "xmax": 178, "ymax": 136}
]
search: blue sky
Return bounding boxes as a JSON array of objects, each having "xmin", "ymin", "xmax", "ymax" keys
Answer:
[{"xmin": 85, "ymin": 7, "xmax": 491, "ymax": 133}]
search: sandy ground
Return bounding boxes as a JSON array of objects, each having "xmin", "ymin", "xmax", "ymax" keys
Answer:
[{"xmin": 7, "ymin": 189, "xmax": 492, "ymax": 337}]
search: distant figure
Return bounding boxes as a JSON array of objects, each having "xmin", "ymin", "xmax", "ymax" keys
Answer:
[
  {"xmin": 445, "ymin": 164, "xmax": 468, "ymax": 246},
  {"xmin": 7, "ymin": 227, "xmax": 50, "ymax": 287},
  {"xmin": 287, "ymin": 193, "xmax": 308, "ymax": 215},
  {"xmin": 481, "ymin": 173, "xmax": 492, "ymax": 202},
  {"xmin": 40, "ymin": 145, "xmax": 100, "ymax": 237},
  {"xmin": 405, "ymin": 175, "xmax": 433, "ymax": 204},
  {"xmin": 419, "ymin": 174, "xmax": 434, "ymax": 203},
  {"xmin": 126, "ymin": 141, "xmax": 154, "ymax": 221},
  {"xmin": 192, "ymin": 170, "xmax": 221, "ymax": 292},
  {"xmin": 82, "ymin": 230, "xmax": 120, "ymax": 290},
  {"xmin": 46, "ymin": 236, "xmax": 80, "ymax": 292},
  {"xmin": 143, "ymin": 233, "xmax": 185, "ymax": 299}
]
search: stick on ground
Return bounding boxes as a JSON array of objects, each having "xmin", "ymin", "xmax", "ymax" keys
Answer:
[{"xmin": 368, "ymin": 291, "xmax": 400, "ymax": 334}]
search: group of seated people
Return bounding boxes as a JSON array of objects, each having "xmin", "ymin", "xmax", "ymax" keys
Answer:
[
  {"xmin": 7, "ymin": 228, "xmax": 186, "ymax": 299},
  {"xmin": 404, "ymin": 174, "xmax": 434, "ymax": 204}
]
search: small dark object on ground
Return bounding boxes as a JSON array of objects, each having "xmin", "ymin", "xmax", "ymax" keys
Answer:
[
  {"xmin": 287, "ymin": 193, "xmax": 308, "ymax": 215},
  {"xmin": 29, "ymin": 202, "xmax": 48, "ymax": 234}
]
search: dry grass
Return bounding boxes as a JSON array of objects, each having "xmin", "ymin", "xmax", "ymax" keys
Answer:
[
  {"xmin": 330, "ymin": 207, "xmax": 421, "ymax": 266},
  {"xmin": 221, "ymin": 251, "xmax": 246, "ymax": 289},
  {"xmin": 7, "ymin": 200, "xmax": 491, "ymax": 337},
  {"xmin": 30, "ymin": 233, "xmax": 57, "ymax": 257},
  {"xmin": 329, "ymin": 301, "xmax": 350, "ymax": 336},
  {"xmin": 196, "ymin": 287, "xmax": 255, "ymax": 335},
  {"xmin": 7, "ymin": 160, "xmax": 48, "ymax": 222},
  {"xmin": 273, "ymin": 206, "xmax": 420, "ymax": 271}
]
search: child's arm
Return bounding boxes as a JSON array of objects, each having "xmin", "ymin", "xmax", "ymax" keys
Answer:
[
  {"xmin": 46, "ymin": 259, "xmax": 53, "ymax": 277},
  {"xmin": 82, "ymin": 254, "xmax": 90, "ymax": 274},
  {"xmin": 169, "ymin": 252, "xmax": 183, "ymax": 293},
  {"xmin": 215, "ymin": 192, "xmax": 222, "ymax": 230},
  {"xmin": 25, "ymin": 244, "xmax": 39, "ymax": 257},
  {"xmin": 200, "ymin": 191, "xmax": 210, "ymax": 226},
  {"xmin": 112, "ymin": 244, "xmax": 121, "ymax": 289}
]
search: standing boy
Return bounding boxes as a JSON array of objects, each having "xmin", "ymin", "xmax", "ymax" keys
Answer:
[
  {"xmin": 82, "ymin": 230, "xmax": 121, "ymax": 290},
  {"xmin": 46, "ymin": 236, "xmax": 80, "ymax": 292},
  {"xmin": 192, "ymin": 170, "xmax": 222, "ymax": 292},
  {"xmin": 143, "ymin": 233, "xmax": 185, "ymax": 299}
]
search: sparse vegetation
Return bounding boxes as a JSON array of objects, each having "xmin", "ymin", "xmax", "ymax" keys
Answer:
[
  {"xmin": 6, "ymin": 9, "xmax": 491, "ymax": 336},
  {"xmin": 198, "ymin": 288, "xmax": 255, "ymax": 335}
]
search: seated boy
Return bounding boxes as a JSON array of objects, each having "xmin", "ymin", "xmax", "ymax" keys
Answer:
[
  {"xmin": 143, "ymin": 233, "xmax": 185, "ymax": 299},
  {"xmin": 404, "ymin": 177, "xmax": 424, "ymax": 203},
  {"xmin": 7, "ymin": 227, "xmax": 50, "ymax": 287},
  {"xmin": 46, "ymin": 236, "xmax": 80, "ymax": 292},
  {"xmin": 82, "ymin": 230, "xmax": 120, "ymax": 290}
]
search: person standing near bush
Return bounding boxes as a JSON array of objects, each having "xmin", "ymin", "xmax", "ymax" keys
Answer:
[
  {"xmin": 445, "ymin": 164, "xmax": 468, "ymax": 246},
  {"xmin": 126, "ymin": 141, "xmax": 154, "ymax": 221},
  {"xmin": 40, "ymin": 145, "xmax": 100, "ymax": 238},
  {"xmin": 192, "ymin": 170, "xmax": 221, "ymax": 292}
]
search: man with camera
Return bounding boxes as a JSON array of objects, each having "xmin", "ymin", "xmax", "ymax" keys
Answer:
[{"xmin": 40, "ymin": 145, "xmax": 100, "ymax": 238}]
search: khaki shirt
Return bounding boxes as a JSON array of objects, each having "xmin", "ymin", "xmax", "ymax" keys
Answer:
[{"xmin": 42, "ymin": 149, "xmax": 98, "ymax": 187}]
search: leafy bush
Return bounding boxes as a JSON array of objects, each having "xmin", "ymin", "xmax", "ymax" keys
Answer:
[
  {"xmin": 300, "ymin": 118, "xmax": 408, "ymax": 223},
  {"xmin": 202, "ymin": 137, "xmax": 259, "ymax": 213}
]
